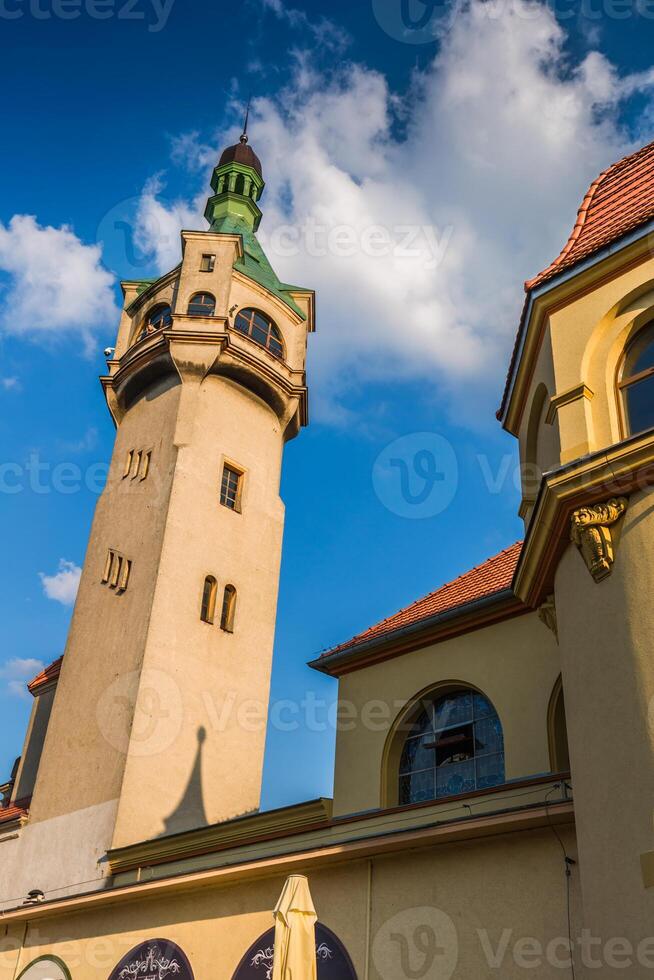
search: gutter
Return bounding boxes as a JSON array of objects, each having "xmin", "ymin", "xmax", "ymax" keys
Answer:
[
  {"xmin": 0, "ymin": 796, "xmax": 573, "ymax": 924},
  {"xmin": 309, "ymin": 588, "xmax": 521, "ymax": 676}
]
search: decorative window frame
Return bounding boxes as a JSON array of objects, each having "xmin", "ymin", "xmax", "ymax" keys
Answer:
[
  {"xmin": 219, "ymin": 457, "xmax": 247, "ymax": 514},
  {"xmin": 380, "ymin": 680, "xmax": 505, "ymax": 809}
]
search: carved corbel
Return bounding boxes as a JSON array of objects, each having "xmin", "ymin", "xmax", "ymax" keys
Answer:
[
  {"xmin": 538, "ymin": 595, "xmax": 558, "ymax": 641},
  {"xmin": 570, "ymin": 497, "xmax": 628, "ymax": 582}
]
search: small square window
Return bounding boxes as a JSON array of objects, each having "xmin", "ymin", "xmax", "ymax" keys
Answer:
[
  {"xmin": 220, "ymin": 464, "xmax": 243, "ymax": 511},
  {"xmin": 200, "ymin": 254, "xmax": 216, "ymax": 272}
]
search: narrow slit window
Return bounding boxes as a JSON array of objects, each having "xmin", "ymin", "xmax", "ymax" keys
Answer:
[
  {"xmin": 102, "ymin": 550, "xmax": 114, "ymax": 583},
  {"xmin": 123, "ymin": 451, "xmax": 133, "ymax": 479},
  {"xmin": 132, "ymin": 450, "xmax": 142, "ymax": 479},
  {"xmin": 220, "ymin": 585, "xmax": 236, "ymax": 632},
  {"xmin": 220, "ymin": 464, "xmax": 243, "ymax": 511},
  {"xmin": 200, "ymin": 254, "xmax": 216, "ymax": 272},
  {"xmin": 118, "ymin": 559, "xmax": 131, "ymax": 592},
  {"xmin": 109, "ymin": 555, "xmax": 123, "ymax": 589},
  {"xmin": 201, "ymin": 576, "xmax": 218, "ymax": 624},
  {"xmin": 140, "ymin": 451, "xmax": 151, "ymax": 481}
]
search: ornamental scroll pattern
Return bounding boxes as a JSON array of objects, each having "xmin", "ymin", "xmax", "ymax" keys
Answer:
[
  {"xmin": 118, "ymin": 946, "xmax": 181, "ymax": 980},
  {"xmin": 570, "ymin": 497, "xmax": 628, "ymax": 582},
  {"xmin": 251, "ymin": 943, "xmax": 333, "ymax": 979}
]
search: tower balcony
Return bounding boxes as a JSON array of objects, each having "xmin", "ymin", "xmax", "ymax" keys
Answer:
[{"xmin": 101, "ymin": 314, "xmax": 309, "ymax": 440}]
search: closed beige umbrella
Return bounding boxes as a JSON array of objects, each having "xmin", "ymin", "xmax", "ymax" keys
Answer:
[{"xmin": 272, "ymin": 874, "xmax": 318, "ymax": 980}]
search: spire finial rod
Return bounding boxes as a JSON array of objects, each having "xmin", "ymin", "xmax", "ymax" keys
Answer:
[{"xmin": 240, "ymin": 96, "xmax": 251, "ymax": 145}]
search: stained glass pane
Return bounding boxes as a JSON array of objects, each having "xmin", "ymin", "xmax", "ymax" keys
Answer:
[
  {"xmin": 405, "ymin": 704, "xmax": 433, "ymax": 737},
  {"xmin": 474, "ymin": 715, "xmax": 503, "ymax": 756},
  {"xmin": 473, "ymin": 692, "xmax": 494, "ymax": 719},
  {"xmin": 434, "ymin": 692, "xmax": 473, "ymax": 730},
  {"xmin": 399, "ymin": 736, "xmax": 433, "ymax": 775},
  {"xmin": 436, "ymin": 759, "xmax": 475, "ymax": 798},
  {"xmin": 399, "ymin": 770, "xmax": 434, "ymax": 805},
  {"xmin": 476, "ymin": 752, "xmax": 505, "ymax": 789}
]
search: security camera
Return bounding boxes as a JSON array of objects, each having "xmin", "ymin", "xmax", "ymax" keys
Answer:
[
  {"xmin": 104, "ymin": 347, "xmax": 116, "ymax": 358},
  {"xmin": 24, "ymin": 889, "xmax": 45, "ymax": 904}
]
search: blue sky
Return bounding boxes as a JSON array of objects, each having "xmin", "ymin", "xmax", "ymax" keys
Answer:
[{"xmin": 0, "ymin": 0, "xmax": 652, "ymax": 810}]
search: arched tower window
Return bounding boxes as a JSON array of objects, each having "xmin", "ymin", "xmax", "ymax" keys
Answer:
[
  {"xmin": 619, "ymin": 322, "xmax": 654, "ymax": 436},
  {"xmin": 200, "ymin": 576, "xmax": 217, "ymax": 624},
  {"xmin": 234, "ymin": 308, "xmax": 284, "ymax": 359},
  {"xmin": 187, "ymin": 292, "xmax": 216, "ymax": 317},
  {"xmin": 548, "ymin": 676, "xmax": 570, "ymax": 773},
  {"xmin": 398, "ymin": 688, "xmax": 505, "ymax": 805},
  {"xmin": 139, "ymin": 303, "xmax": 172, "ymax": 341},
  {"xmin": 220, "ymin": 584, "xmax": 236, "ymax": 632}
]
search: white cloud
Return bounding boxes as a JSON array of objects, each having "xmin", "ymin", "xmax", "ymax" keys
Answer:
[
  {"xmin": 39, "ymin": 559, "xmax": 81, "ymax": 606},
  {"xmin": 0, "ymin": 215, "xmax": 118, "ymax": 351},
  {"xmin": 133, "ymin": 0, "xmax": 654, "ymax": 421},
  {"xmin": 0, "ymin": 376, "xmax": 20, "ymax": 391},
  {"xmin": 0, "ymin": 657, "xmax": 44, "ymax": 698},
  {"xmin": 57, "ymin": 426, "xmax": 98, "ymax": 455},
  {"xmin": 134, "ymin": 176, "xmax": 202, "ymax": 275}
]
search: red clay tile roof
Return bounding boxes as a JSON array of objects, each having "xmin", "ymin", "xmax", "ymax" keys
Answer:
[
  {"xmin": 321, "ymin": 542, "xmax": 522, "ymax": 659},
  {"xmin": 527, "ymin": 139, "xmax": 654, "ymax": 290},
  {"xmin": 498, "ymin": 138, "xmax": 654, "ymax": 423},
  {"xmin": 27, "ymin": 656, "xmax": 63, "ymax": 695},
  {"xmin": 0, "ymin": 797, "xmax": 30, "ymax": 826}
]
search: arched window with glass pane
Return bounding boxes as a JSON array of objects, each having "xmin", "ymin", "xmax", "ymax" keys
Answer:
[
  {"xmin": 139, "ymin": 303, "xmax": 172, "ymax": 341},
  {"xmin": 233, "ymin": 307, "xmax": 284, "ymax": 359},
  {"xmin": 187, "ymin": 292, "xmax": 216, "ymax": 317},
  {"xmin": 619, "ymin": 323, "xmax": 654, "ymax": 436},
  {"xmin": 398, "ymin": 688, "xmax": 505, "ymax": 805}
]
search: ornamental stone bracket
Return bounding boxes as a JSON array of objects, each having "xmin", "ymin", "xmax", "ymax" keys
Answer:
[
  {"xmin": 570, "ymin": 497, "xmax": 628, "ymax": 583},
  {"xmin": 538, "ymin": 595, "xmax": 558, "ymax": 641}
]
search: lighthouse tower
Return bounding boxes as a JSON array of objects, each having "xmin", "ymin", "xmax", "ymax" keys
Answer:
[{"xmin": 27, "ymin": 130, "xmax": 315, "ymax": 857}]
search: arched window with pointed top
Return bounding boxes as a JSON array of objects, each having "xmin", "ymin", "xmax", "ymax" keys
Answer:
[
  {"xmin": 200, "ymin": 576, "xmax": 217, "ymax": 624},
  {"xmin": 187, "ymin": 292, "xmax": 216, "ymax": 317},
  {"xmin": 234, "ymin": 308, "xmax": 284, "ymax": 359},
  {"xmin": 220, "ymin": 584, "xmax": 236, "ymax": 632},
  {"xmin": 619, "ymin": 322, "xmax": 654, "ymax": 436}
]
